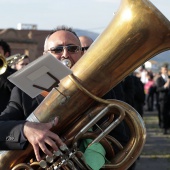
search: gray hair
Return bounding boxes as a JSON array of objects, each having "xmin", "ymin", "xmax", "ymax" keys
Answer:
[{"xmin": 44, "ymin": 25, "xmax": 80, "ymax": 52}]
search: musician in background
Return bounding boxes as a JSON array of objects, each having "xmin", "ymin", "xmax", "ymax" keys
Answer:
[
  {"xmin": 79, "ymin": 35, "xmax": 94, "ymax": 54},
  {"xmin": 15, "ymin": 55, "xmax": 30, "ymax": 70},
  {"xmin": 0, "ymin": 39, "xmax": 16, "ymax": 112}
]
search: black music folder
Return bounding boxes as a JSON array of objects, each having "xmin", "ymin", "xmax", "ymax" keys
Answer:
[{"xmin": 8, "ymin": 53, "xmax": 72, "ymax": 98}]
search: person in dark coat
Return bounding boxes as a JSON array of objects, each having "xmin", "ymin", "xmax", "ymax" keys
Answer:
[
  {"xmin": 155, "ymin": 63, "xmax": 170, "ymax": 134},
  {"xmin": 122, "ymin": 74, "xmax": 145, "ymax": 170},
  {"xmin": 0, "ymin": 40, "xmax": 16, "ymax": 113},
  {"xmin": 123, "ymin": 73, "xmax": 145, "ymax": 118}
]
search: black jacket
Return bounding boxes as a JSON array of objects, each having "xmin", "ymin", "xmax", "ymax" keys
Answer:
[
  {"xmin": 156, "ymin": 76, "xmax": 170, "ymax": 102},
  {"xmin": 0, "ymin": 66, "xmax": 16, "ymax": 112},
  {"xmin": 0, "ymin": 85, "xmax": 129, "ymax": 151},
  {"xmin": 0, "ymin": 86, "xmax": 44, "ymax": 149}
]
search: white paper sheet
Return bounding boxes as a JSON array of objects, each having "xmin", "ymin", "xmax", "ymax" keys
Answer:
[{"xmin": 8, "ymin": 53, "xmax": 72, "ymax": 98}]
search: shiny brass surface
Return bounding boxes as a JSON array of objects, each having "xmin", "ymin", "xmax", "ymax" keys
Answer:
[
  {"xmin": 6, "ymin": 53, "xmax": 23, "ymax": 67},
  {"xmin": 0, "ymin": 54, "xmax": 7, "ymax": 75},
  {"xmin": 0, "ymin": 53, "xmax": 21, "ymax": 74},
  {"xmin": 1, "ymin": 0, "xmax": 170, "ymax": 169}
]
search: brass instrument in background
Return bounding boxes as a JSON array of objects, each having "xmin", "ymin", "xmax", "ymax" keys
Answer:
[
  {"xmin": 0, "ymin": 54, "xmax": 7, "ymax": 75},
  {"xmin": 1, "ymin": 0, "xmax": 170, "ymax": 169},
  {"xmin": 0, "ymin": 53, "xmax": 21, "ymax": 74}
]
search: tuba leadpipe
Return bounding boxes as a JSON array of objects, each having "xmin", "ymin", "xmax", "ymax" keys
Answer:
[{"xmin": 1, "ymin": 0, "xmax": 170, "ymax": 169}]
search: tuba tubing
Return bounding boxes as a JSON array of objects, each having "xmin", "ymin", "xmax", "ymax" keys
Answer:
[{"xmin": 1, "ymin": 0, "xmax": 170, "ymax": 169}]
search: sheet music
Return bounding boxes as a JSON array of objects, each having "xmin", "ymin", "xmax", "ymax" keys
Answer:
[{"xmin": 8, "ymin": 53, "xmax": 72, "ymax": 98}]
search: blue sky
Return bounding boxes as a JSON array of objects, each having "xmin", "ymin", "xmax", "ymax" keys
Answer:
[{"xmin": 0, "ymin": 0, "xmax": 170, "ymax": 33}]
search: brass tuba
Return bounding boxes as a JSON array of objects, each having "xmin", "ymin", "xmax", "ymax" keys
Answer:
[{"xmin": 1, "ymin": 0, "xmax": 170, "ymax": 169}]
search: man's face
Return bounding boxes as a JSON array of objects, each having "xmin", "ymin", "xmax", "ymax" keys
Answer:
[
  {"xmin": 79, "ymin": 36, "xmax": 93, "ymax": 54},
  {"xmin": 15, "ymin": 58, "xmax": 30, "ymax": 70},
  {"xmin": 46, "ymin": 30, "xmax": 83, "ymax": 67},
  {"xmin": 161, "ymin": 67, "xmax": 168, "ymax": 75}
]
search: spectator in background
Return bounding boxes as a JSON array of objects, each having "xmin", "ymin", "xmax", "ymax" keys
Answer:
[
  {"xmin": 144, "ymin": 72, "xmax": 156, "ymax": 111},
  {"xmin": 154, "ymin": 71, "xmax": 161, "ymax": 126},
  {"xmin": 155, "ymin": 63, "xmax": 170, "ymax": 134},
  {"xmin": 139, "ymin": 65, "xmax": 148, "ymax": 84}
]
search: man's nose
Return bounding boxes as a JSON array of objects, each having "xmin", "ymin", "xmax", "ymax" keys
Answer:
[{"xmin": 62, "ymin": 48, "xmax": 70, "ymax": 58}]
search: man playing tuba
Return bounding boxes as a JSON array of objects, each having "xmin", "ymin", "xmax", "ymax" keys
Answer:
[{"xmin": 0, "ymin": 26, "xmax": 129, "ymax": 170}]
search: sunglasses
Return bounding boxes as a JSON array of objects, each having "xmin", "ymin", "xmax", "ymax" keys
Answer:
[
  {"xmin": 81, "ymin": 46, "xmax": 90, "ymax": 52},
  {"xmin": 49, "ymin": 45, "xmax": 81, "ymax": 54}
]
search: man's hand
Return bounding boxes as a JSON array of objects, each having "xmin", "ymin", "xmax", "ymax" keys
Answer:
[{"xmin": 23, "ymin": 117, "xmax": 64, "ymax": 161}]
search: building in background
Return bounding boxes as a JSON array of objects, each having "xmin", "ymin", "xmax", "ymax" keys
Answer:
[
  {"xmin": 0, "ymin": 24, "xmax": 169, "ymax": 70},
  {"xmin": 0, "ymin": 25, "xmax": 99, "ymax": 62}
]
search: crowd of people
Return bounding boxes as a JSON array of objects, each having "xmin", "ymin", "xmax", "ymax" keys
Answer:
[
  {"xmin": 137, "ymin": 64, "xmax": 170, "ymax": 135},
  {"xmin": 0, "ymin": 25, "xmax": 170, "ymax": 169}
]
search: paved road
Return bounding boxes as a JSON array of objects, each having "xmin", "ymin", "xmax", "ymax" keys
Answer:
[{"xmin": 135, "ymin": 110, "xmax": 170, "ymax": 170}]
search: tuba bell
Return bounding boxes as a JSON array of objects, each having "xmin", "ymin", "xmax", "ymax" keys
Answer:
[{"xmin": 1, "ymin": 0, "xmax": 170, "ymax": 169}]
